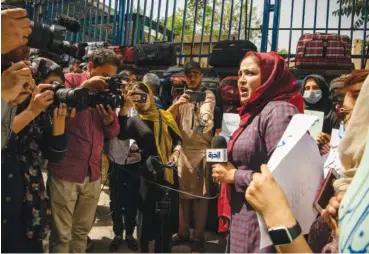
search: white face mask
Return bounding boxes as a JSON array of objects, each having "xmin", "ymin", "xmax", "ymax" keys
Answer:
[{"xmin": 303, "ymin": 90, "xmax": 323, "ymax": 104}]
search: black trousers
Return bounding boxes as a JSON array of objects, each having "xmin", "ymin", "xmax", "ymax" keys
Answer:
[
  {"xmin": 108, "ymin": 161, "xmax": 140, "ymax": 237},
  {"xmin": 138, "ymin": 178, "xmax": 179, "ymax": 253}
]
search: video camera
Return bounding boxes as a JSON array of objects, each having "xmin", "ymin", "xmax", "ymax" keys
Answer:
[
  {"xmin": 1, "ymin": 3, "xmax": 88, "ymax": 60},
  {"xmin": 27, "ymin": 15, "xmax": 87, "ymax": 60},
  {"xmin": 88, "ymin": 74, "xmax": 130, "ymax": 109}
]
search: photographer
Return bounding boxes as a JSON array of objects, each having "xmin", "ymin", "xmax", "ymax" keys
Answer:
[
  {"xmin": 2, "ymin": 57, "xmax": 70, "ymax": 253},
  {"xmin": 118, "ymin": 82, "xmax": 182, "ymax": 252},
  {"xmin": 47, "ymin": 48, "xmax": 120, "ymax": 253},
  {"xmin": 168, "ymin": 61, "xmax": 215, "ymax": 252}
]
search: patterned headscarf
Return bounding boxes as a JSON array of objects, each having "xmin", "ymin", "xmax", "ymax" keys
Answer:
[{"xmin": 31, "ymin": 57, "xmax": 64, "ymax": 85}]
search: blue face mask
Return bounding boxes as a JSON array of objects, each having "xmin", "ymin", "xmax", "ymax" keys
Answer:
[{"xmin": 303, "ymin": 90, "xmax": 323, "ymax": 104}]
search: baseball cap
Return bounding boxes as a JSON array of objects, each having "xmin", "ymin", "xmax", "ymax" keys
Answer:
[{"xmin": 184, "ymin": 61, "xmax": 202, "ymax": 74}]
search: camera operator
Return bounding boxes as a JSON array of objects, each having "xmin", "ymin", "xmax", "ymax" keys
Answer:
[
  {"xmin": 2, "ymin": 57, "xmax": 70, "ymax": 253},
  {"xmin": 1, "ymin": 8, "xmax": 31, "ymax": 55},
  {"xmin": 168, "ymin": 61, "xmax": 215, "ymax": 252},
  {"xmin": 47, "ymin": 48, "xmax": 120, "ymax": 253}
]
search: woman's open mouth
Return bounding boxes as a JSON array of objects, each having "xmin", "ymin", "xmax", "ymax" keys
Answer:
[{"xmin": 239, "ymin": 88, "xmax": 249, "ymax": 97}]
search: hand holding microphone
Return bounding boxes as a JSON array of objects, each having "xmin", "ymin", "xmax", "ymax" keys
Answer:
[{"xmin": 207, "ymin": 136, "xmax": 237, "ymax": 184}]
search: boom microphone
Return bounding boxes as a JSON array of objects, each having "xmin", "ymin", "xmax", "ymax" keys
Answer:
[
  {"xmin": 55, "ymin": 15, "xmax": 81, "ymax": 33},
  {"xmin": 206, "ymin": 136, "xmax": 228, "ymax": 163}
]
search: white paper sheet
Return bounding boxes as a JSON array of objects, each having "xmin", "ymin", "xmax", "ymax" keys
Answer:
[
  {"xmin": 304, "ymin": 110, "xmax": 325, "ymax": 139},
  {"xmin": 323, "ymin": 129, "xmax": 343, "ymax": 178},
  {"xmin": 258, "ymin": 114, "xmax": 324, "ymax": 249},
  {"xmin": 219, "ymin": 113, "xmax": 240, "ymax": 142}
]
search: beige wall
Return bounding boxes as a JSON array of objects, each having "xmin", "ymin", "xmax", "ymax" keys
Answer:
[
  {"xmin": 174, "ymin": 34, "xmax": 232, "ymax": 66},
  {"xmin": 352, "ymin": 39, "xmax": 369, "ymax": 69}
]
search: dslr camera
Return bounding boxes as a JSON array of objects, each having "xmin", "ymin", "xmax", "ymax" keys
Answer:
[
  {"xmin": 88, "ymin": 74, "xmax": 130, "ymax": 109},
  {"xmin": 44, "ymin": 74, "xmax": 130, "ymax": 110},
  {"xmin": 44, "ymin": 82, "xmax": 90, "ymax": 111}
]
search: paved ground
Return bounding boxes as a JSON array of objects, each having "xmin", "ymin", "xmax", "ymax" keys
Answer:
[
  {"xmin": 43, "ymin": 168, "xmax": 225, "ymax": 253},
  {"xmin": 88, "ymin": 186, "xmax": 226, "ymax": 253}
]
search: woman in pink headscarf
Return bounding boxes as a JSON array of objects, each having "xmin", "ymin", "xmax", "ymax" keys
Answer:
[{"xmin": 212, "ymin": 51, "xmax": 303, "ymax": 253}]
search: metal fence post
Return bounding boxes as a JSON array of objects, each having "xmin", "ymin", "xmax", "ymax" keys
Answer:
[
  {"xmin": 271, "ymin": 0, "xmax": 281, "ymax": 51},
  {"xmin": 260, "ymin": 0, "xmax": 270, "ymax": 52},
  {"xmin": 117, "ymin": 0, "xmax": 126, "ymax": 45}
]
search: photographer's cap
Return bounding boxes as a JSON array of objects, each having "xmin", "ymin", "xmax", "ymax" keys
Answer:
[{"xmin": 184, "ymin": 61, "xmax": 202, "ymax": 74}]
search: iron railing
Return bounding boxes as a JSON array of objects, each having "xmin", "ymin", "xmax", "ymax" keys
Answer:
[{"xmin": 26, "ymin": 0, "xmax": 368, "ymax": 68}]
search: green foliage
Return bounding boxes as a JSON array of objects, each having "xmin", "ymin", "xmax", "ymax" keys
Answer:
[
  {"xmin": 159, "ymin": 0, "xmax": 261, "ymax": 40},
  {"xmin": 333, "ymin": 0, "xmax": 369, "ymax": 29},
  {"xmin": 278, "ymin": 48, "xmax": 288, "ymax": 55}
]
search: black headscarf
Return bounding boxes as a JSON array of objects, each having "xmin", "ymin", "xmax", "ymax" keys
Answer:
[
  {"xmin": 301, "ymin": 75, "xmax": 331, "ymax": 112},
  {"xmin": 301, "ymin": 74, "xmax": 337, "ymax": 134}
]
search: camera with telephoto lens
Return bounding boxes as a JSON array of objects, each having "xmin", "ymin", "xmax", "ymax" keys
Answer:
[
  {"xmin": 44, "ymin": 81, "xmax": 90, "ymax": 111},
  {"xmin": 88, "ymin": 74, "xmax": 130, "ymax": 109}
]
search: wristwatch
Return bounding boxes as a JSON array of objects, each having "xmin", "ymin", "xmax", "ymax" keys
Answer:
[{"xmin": 268, "ymin": 221, "xmax": 302, "ymax": 246}]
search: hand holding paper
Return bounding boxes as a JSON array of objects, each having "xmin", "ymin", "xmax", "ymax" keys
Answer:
[{"xmin": 252, "ymin": 114, "xmax": 324, "ymax": 249}]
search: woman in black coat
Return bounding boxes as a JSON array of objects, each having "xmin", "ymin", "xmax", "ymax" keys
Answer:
[{"xmin": 118, "ymin": 82, "xmax": 182, "ymax": 253}]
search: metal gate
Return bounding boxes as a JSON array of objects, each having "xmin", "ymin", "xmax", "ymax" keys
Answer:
[{"xmin": 26, "ymin": 0, "xmax": 368, "ymax": 68}]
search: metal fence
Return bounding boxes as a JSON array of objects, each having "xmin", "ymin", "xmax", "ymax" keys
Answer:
[{"xmin": 27, "ymin": 0, "xmax": 368, "ymax": 68}]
